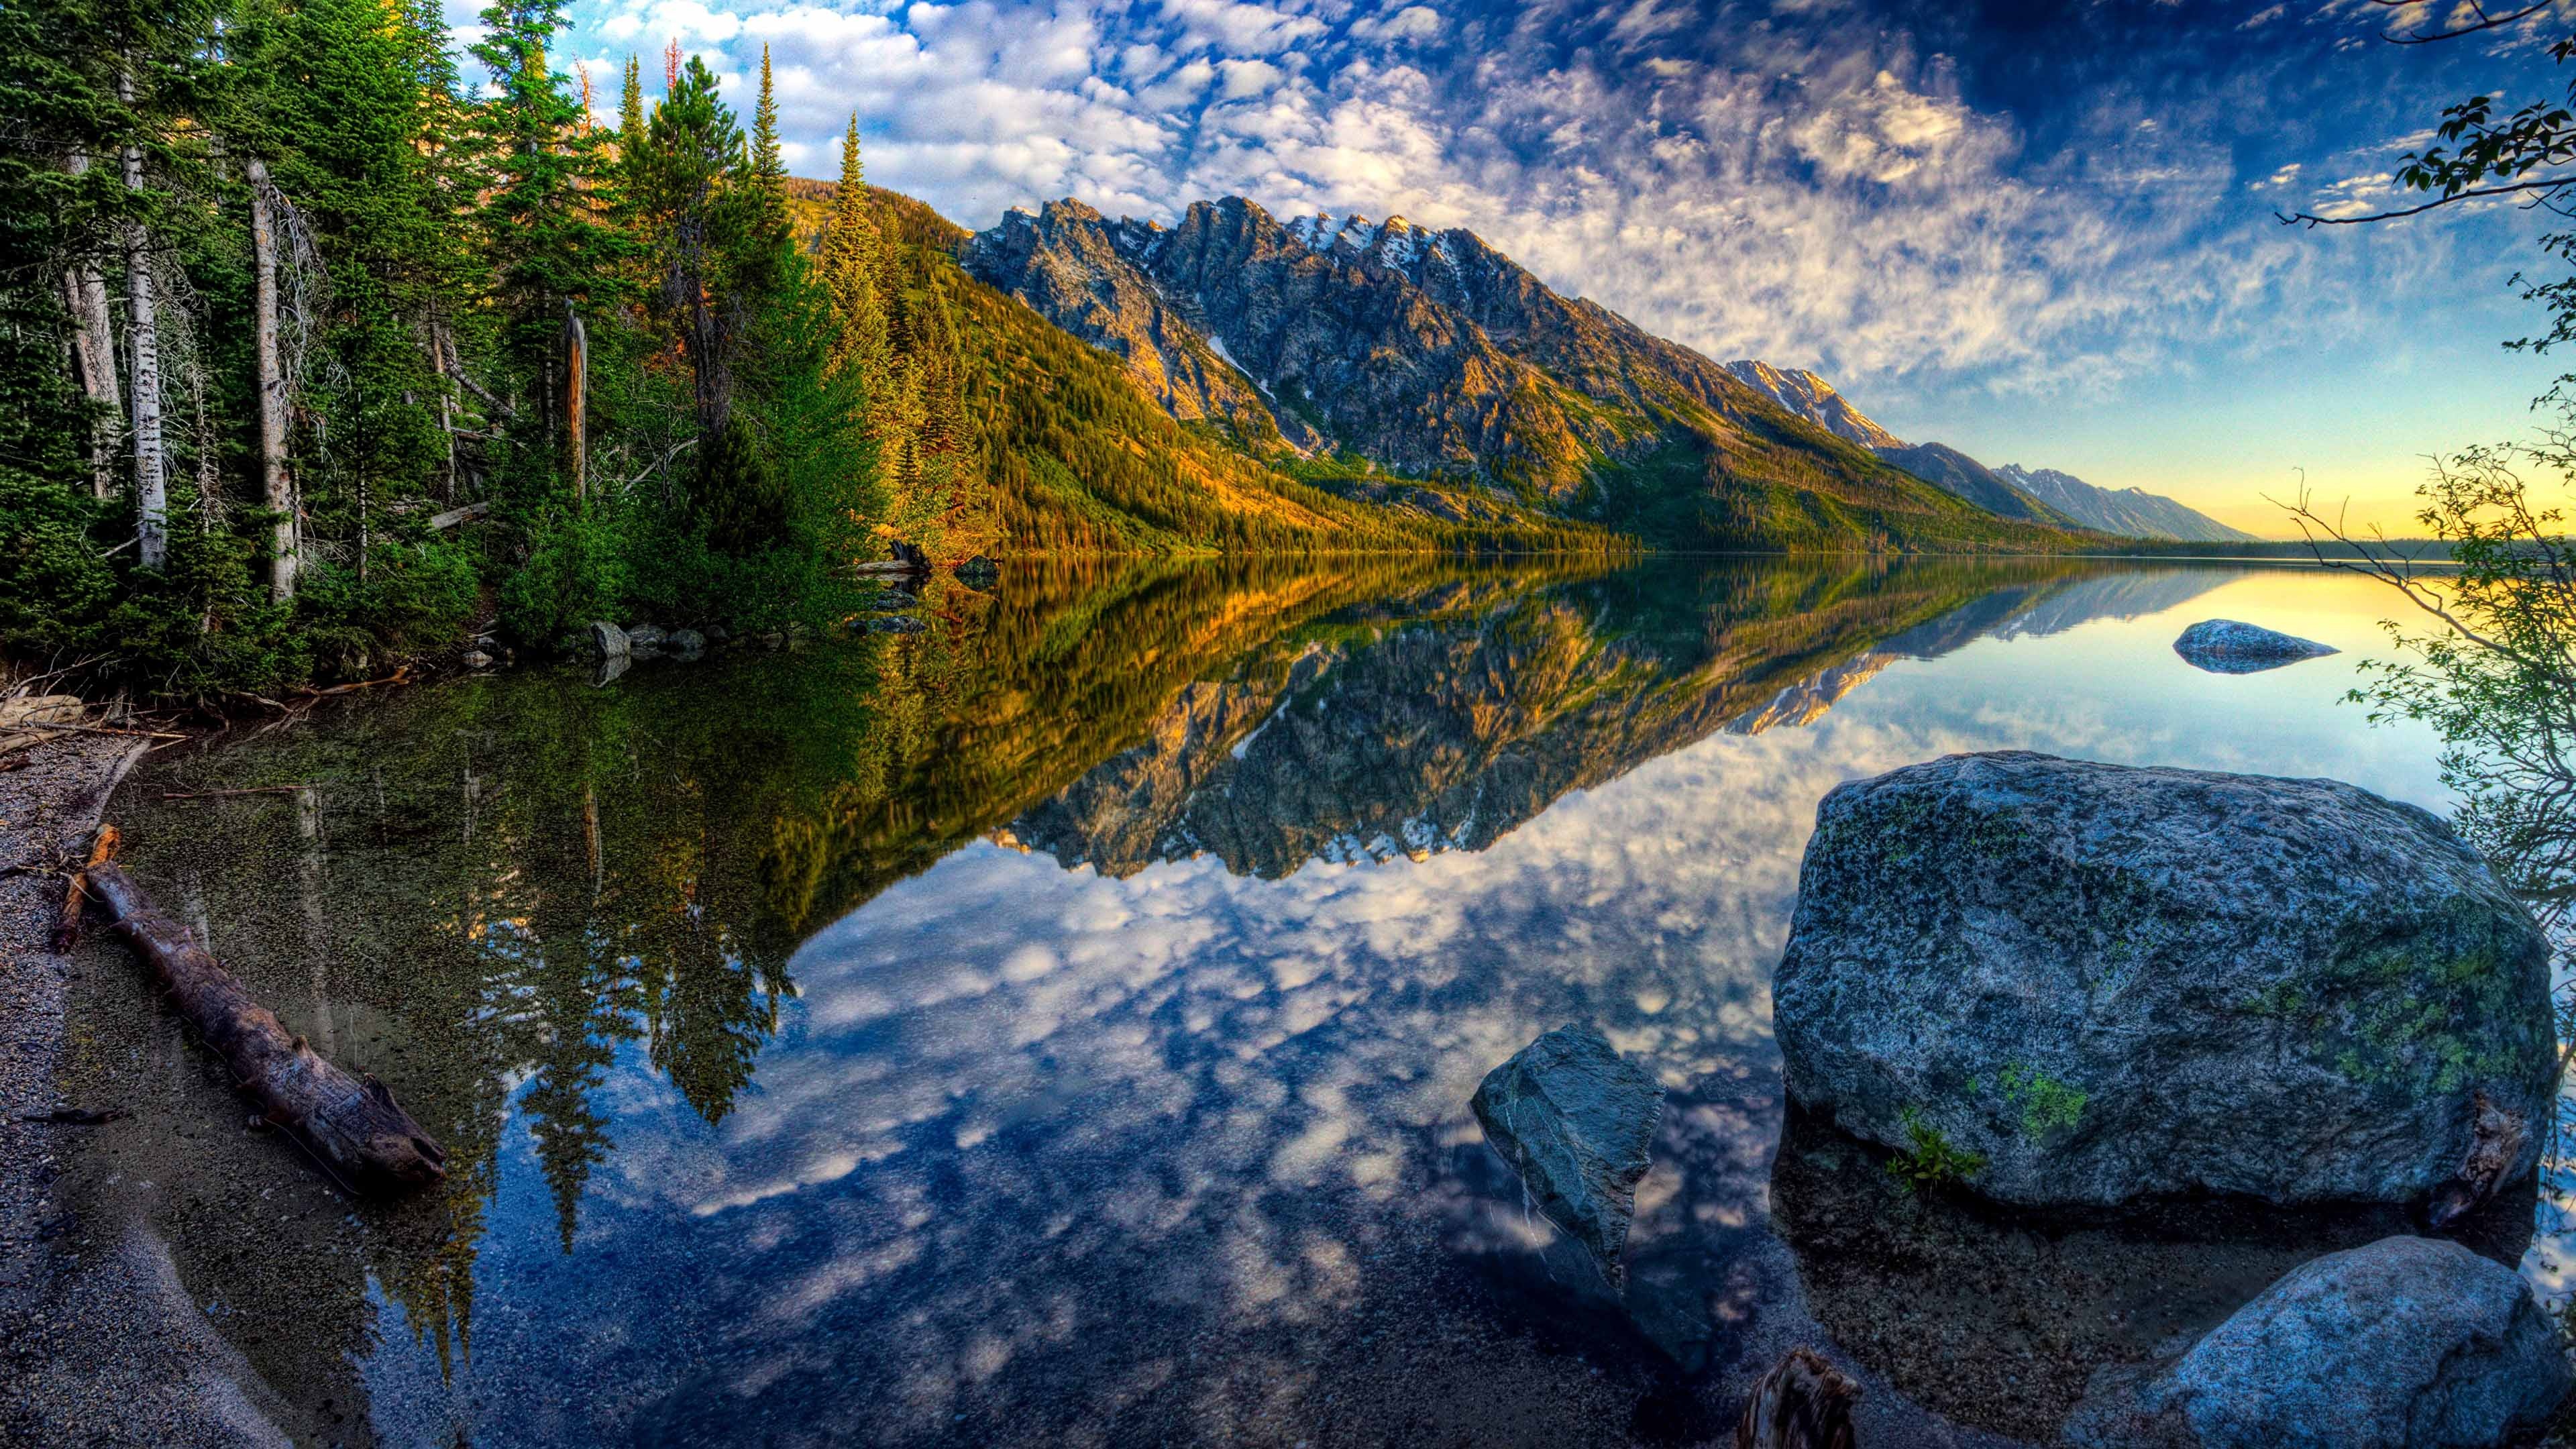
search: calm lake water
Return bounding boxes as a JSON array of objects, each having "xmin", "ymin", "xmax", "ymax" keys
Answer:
[{"xmin": 60, "ymin": 556, "xmax": 2573, "ymax": 1448}]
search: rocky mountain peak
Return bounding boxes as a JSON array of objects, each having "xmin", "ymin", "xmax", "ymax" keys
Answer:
[{"xmin": 1721, "ymin": 361, "xmax": 1907, "ymax": 450}]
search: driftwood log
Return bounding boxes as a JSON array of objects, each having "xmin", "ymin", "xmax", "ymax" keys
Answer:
[
  {"xmin": 85, "ymin": 860, "xmax": 447, "ymax": 1193},
  {"xmin": 1736, "ymin": 1347, "xmax": 1860, "ymax": 1449}
]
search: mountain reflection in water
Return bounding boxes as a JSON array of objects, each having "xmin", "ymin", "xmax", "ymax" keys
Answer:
[{"xmin": 65, "ymin": 556, "xmax": 2489, "ymax": 1449}]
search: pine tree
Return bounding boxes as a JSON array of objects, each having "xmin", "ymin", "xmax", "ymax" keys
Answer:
[
  {"xmin": 822, "ymin": 114, "xmax": 884, "ymax": 380},
  {"xmin": 750, "ymin": 45, "xmax": 785, "ymax": 207},
  {"xmin": 617, "ymin": 54, "xmax": 643, "ymax": 159}
]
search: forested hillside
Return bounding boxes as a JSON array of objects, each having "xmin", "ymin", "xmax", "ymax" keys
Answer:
[{"xmin": 0, "ymin": 2, "xmax": 1606, "ymax": 702}]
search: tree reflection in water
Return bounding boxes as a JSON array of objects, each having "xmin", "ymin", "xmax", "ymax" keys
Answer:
[{"xmin": 70, "ymin": 554, "xmax": 2263, "ymax": 1444}]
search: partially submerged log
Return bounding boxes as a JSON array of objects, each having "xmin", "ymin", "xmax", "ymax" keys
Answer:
[
  {"xmin": 84, "ymin": 859, "xmax": 447, "ymax": 1193},
  {"xmin": 1737, "ymin": 1347, "xmax": 1860, "ymax": 1449}
]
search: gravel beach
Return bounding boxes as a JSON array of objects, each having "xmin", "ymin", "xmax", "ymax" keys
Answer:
[{"xmin": 0, "ymin": 731, "xmax": 287, "ymax": 1447}]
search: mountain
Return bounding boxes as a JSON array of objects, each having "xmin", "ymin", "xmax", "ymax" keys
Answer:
[
  {"xmin": 1869, "ymin": 442, "xmax": 2074, "ymax": 527},
  {"xmin": 1721, "ymin": 362, "xmax": 1907, "ymax": 449},
  {"xmin": 1995, "ymin": 464, "xmax": 2255, "ymax": 543},
  {"xmin": 848, "ymin": 191, "xmax": 1603, "ymax": 555},
  {"xmin": 962, "ymin": 197, "xmax": 2089, "ymax": 552},
  {"xmin": 1703, "ymin": 348, "xmax": 2253, "ymax": 545}
]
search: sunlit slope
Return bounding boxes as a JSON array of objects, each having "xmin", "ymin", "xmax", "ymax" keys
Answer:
[{"xmin": 799, "ymin": 183, "xmax": 1617, "ymax": 556}]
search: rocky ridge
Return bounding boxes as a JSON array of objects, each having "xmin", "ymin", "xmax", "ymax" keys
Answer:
[
  {"xmin": 964, "ymin": 197, "xmax": 2055, "ymax": 547},
  {"xmin": 1721, "ymin": 360, "xmax": 1906, "ymax": 449}
]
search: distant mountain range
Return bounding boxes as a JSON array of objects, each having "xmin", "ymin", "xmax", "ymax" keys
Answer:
[
  {"xmin": 1715, "ymin": 354, "xmax": 2249, "ymax": 543},
  {"xmin": 933, "ymin": 191, "xmax": 2251, "ymax": 549}
]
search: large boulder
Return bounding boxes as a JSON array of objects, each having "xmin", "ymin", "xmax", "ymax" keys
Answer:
[
  {"xmin": 1772, "ymin": 751, "xmax": 2554, "ymax": 1213},
  {"xmin": 1471, "ymin": 1024, "xmax": 1663, "ymax": 1287},
  {"xmin": 2173, "ymin": 619, "xmax": 2337, "ymax": 674},
  {"xmin": 2060, "ymin": 1236, "xmax": 2571, "ymax": 1448}
]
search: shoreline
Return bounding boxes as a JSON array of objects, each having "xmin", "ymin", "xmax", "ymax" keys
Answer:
[{"xmin": 0, "ymin": 732, "xmax": 285, "ymax": 1447}]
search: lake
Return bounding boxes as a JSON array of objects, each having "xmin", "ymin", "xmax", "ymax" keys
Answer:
[{"xmin": 59, "ymin": 555, "xmax": 2571, "ymax": 1447}]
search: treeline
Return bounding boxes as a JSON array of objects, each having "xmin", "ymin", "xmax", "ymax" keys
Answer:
[{"xmin": 0, "ymin": 0, "xmax": 984, "ymax": 699}]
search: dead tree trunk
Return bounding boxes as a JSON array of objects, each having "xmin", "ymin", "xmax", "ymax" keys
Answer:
[
  {"xmin": 247, "ymin": 156, "xmax": 294, "ymax": 601},
  {"xmin": 85, "ymin": 861, "xmax": 448, "ymax": 1193},
  {"xmin": 63, "ymin": 150, "xmax": 123, "ymax": 501},
  {"xmin": 118, "ymin": 68, "xmax": 168, "ymax": 572},
  {"xmin": 564, "ymin": 301, "xmax": 588, "ymax": 501},
  {"xmin": 430, "ymin": 317, "xmax": 458, "ymax": 500}
]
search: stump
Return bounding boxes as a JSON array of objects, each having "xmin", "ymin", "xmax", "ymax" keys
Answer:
[
  {"xmin": 1737, "ymin": 1347, "xmax": 1860, "ymax": 1449},
  {"xmin": 85, "ymin": 861, "xmax": 447, "ymax": 1193}
]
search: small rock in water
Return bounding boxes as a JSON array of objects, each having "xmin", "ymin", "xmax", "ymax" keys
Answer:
[
  {"xmin": 1773, "ymin": 751, "xmax": 2555, "ymax": 1214},
  {"xmin": 702, "ymin": 623, "xmax": 731, "ymax": 644},
  {"xmin": 461, "ymin": 650, "xmax": 494, "ymax": 670},
  {"xmin": 2171, "ymin": 619, "xmax": 2337, "ymax": 674},
  {"xmin": 588, "ymin": 621, "xmax": 630, "ymax": 659},
  {"xmin": 1471, "ymin": 1024, "xmax": 1663, "ymax": 1287},
  {"xmin": 2060, "ymin": 1236, "xmax": 2571, "ymax": 1449},
  {"xmin": 667, "ymin": 629, "xmax": 706, "ymax": 657},
  {"xmin": 955, "ymin": 554, "xmax": 1000, "ymax": 588},
  {"xmin": 625, "ymin": 623, "xmax": 668, "ymax": 652}
]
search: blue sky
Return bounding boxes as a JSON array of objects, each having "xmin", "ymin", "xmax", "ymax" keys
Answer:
[{"xmin": 500, "ymin": 0, "xmax": 2572, "ymax": 535}]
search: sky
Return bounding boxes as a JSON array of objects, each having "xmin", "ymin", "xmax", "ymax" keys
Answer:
[{"xmin": 492, "ymin": 0, "xmax": 2576, "ymax": 535}]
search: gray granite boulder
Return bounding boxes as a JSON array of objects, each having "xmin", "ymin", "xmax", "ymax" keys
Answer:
[
  {"xmin": 1471, "ymin": 1024, "xmax": 1663, "ymax": 1287},
  {"xmin": 1772, "ymin": 751, "xmax": 2554, "ymax": 1214},
  {"xmin": 588, "ymin": 621, "xmax": 630, "ymax": 659},
  {"xmin": 2061, "ymin": 1236, "xmax": 2571, "ymax": 1448},
  {"xmin": 2173, "ymin": 619, "xmax": 2337, "ymax": 674}
]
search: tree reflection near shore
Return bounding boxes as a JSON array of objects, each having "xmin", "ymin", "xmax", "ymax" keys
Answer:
[{"xmin": 69, "ymin": 554, "xmax": 2362, "ymax": 1447}]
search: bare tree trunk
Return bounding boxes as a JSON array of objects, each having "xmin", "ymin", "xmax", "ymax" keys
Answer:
[
  {"xmin": 430, "ymin": 318, "xmax": 458, "ymax": 500},
  {"xmin": 247, "ymin": 156, "xmax": 295, "ymax": 601},
  {"xmin": 564, "ymin": 301, "xmax": 588, "ymax": 501},
  {"xmin": 119, "ymin": 69, "xmax": 167, "ymax": 572},
  {"xmin": 64, "ymin": 150, "xmax": 124, "ymax": 501}
]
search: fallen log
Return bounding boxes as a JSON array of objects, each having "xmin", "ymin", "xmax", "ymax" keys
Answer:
[{"xmin": 84, "ymin": 859, "xmax": 447, "ymax": 1193}]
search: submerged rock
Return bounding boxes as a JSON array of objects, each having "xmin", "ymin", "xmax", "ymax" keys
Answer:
[
  {"xmin": 1771, "ymin": 1106, "xmax": 2539, "ymax": 1438},
  {"xmin": 668, "ymin": 628, "xmax": 706, "ymax": 657},
  {"xmin": 2060, "ymin": 1236, "xmax": 2571, "ymax": 1449},
  {"xmin": 588, "ymin": 621, "xmax": 630, "ymax": 659},
  {"xmin": 2172, "ymin": 619, "xmax": 2337, "ymax": 674},
  {"xmin": 1772, "ymin": 751, "xmax": 2555, "ymax": 1214},
  {"xmin": 1471, "ymin": 1024, "xmax": 1663, "ymax": 1287},
  {"xmin": 861, "ymin": 615, "xmax": 926, "ymax": 636}
]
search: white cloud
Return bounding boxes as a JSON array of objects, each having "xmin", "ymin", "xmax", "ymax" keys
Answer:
[{"xmin": 553, "ymin": 0, "xmax": 2534, "ymax": 407}]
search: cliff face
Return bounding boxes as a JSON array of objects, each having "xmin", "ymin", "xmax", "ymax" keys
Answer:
[{"xmin": 961, "ymin": 201, "xmax": 1317, "ymax": 453}]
